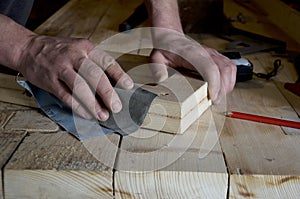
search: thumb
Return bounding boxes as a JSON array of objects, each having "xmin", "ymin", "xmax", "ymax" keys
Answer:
[{"xmin": 149, "ymin": 50, "xmax": 169, "ymax": 82}]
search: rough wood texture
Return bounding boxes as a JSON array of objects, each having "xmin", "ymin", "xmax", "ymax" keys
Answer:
[
  {"xmin": 220, "ymin": 78, "xmax": 300, "ymax": 198},
  {"xmin": 0, "ymin": 130, "xmax": 27, "ymax": 199},
  {"xmin": 5, "ymin": 110, "xmax": 59, "ymax": 133},
  {"xmin": 0, "ymin": 73, "xmax": 38, "ymax": 108},
  {"xmin": 115, "ymin": 110, "xmax": 228, "ymax": 198},
  {"xmin": 4, "ymin": 132, "xmax": 120, "ymax": 199}
]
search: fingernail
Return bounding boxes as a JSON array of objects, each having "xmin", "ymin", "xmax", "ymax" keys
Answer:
[
  {"xmin": 123, "ymin": 78, "xmax": 134, "ymax": 89},
  {"xmin": 112, "ymin": 100, "xmax": 122, "ymax": 113},
  {"xmin": 97, "ymin": 110, "xmax": 109, "ymax": 121}
]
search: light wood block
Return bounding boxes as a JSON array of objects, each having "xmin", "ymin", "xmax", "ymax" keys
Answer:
[
  {"xmin": 0, "ymin": 130, "xmax": 27, "ymax": 199},
  {"xmin": 115, "ymin": 109, "xmax": 228, "ymax": 198},
  {"xmin": 4, "ymin": 132, "xmax": 120, "ymax": 199},
  {"xmin": 143, "ymin": 98, "xmax": 211, "ymax": 134},
  {"xmin": 117, "ymin": 54, "xmax": 210, "ymax": 134}
]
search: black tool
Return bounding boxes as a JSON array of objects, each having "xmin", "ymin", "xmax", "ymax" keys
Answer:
[
  {"xmin": 119, "ymin": 3, "xmax": 148, "ymax": 32},
  {"xmin": 221, "ymin": 52, "xmax": 253, "ymax": 82}
]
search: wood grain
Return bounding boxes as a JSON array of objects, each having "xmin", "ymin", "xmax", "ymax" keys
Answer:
[
  {"xmin": 0, "ymin": 73, "xmax": 38, "ymax": 108},
  {"xmin": 4, "ymin": 132, "xmax": 120, "ymax": 199},
  {"xmin": 0, "ymin": 130, "xmax": 27, "ymax": 199},
  {"xmin": 115, "ymin": 109, "xmax": 228, "ymax": 198},
  {"xmin": 252, "ymin": 0, "xmax": 300, "ymax": 44},
  {"xmin": 5, "ymin": 110, "xmax": 59, "ymax": 133},
  {"xmin": 35, "ymin": 0, "xmax": 114, "ymax": 38}
]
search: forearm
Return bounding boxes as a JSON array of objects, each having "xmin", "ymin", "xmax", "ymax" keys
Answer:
[
  {"xmin": 144, "ymin": 0, "xmax": 183, "ymax": 33},
  {"xmin": 0, "ymin": 14, "xmax": 36, "ymax": 70}
]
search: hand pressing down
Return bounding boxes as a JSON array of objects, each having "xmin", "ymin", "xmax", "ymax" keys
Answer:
[
  {"xmin": 149, "ymin": 29, "xmax": 237, "ymax": 104},
  {"xmin": 17, "ymin": 35, "xmax": 134, "ymax": 121}
]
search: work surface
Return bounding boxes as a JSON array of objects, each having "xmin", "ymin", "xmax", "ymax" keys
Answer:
[{"xmin": 1, "ymin": 0, "xmax": 300, "ymax": 198}]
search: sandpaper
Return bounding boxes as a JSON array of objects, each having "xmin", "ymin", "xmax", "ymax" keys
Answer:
[{"xmin": 17, "ymin": 80, "xmax": 157, "ymax": 141}]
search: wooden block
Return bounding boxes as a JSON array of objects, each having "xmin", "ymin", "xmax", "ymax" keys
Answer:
[
  {"xmin": 4, "ymin": 132, "xmax": 120, "ymax": 199},
  {"xmin": 143, "ymin": 98, "xmax": 211, "ymax": 134},
  {"xmin": 117, "ymin": 54, "xmax": 210, "ymax": 134},
  {"xmin": 0, "ymin": 130, "xmax": 27, "ymax": 199},
  {"xmin": 115, "ymin": 109, "xmax": 228, "ymax": 198}
]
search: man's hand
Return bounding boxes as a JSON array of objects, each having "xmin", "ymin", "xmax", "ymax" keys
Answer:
[
  {"xmin": 149, "ymin": 35, "xmax": 236, "ymax": 103},
  {"xmin": 17, "ymin": 35, "xmax": 134, "ymax": 121},
  {"xmin": 145, "ymin": 0, "xmax": 237, "ymax": 103}
]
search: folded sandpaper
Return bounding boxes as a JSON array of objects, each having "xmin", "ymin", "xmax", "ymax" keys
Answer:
[{"xmin": 17, "ymin": 80, "xmax": 157, "ymax": 141}]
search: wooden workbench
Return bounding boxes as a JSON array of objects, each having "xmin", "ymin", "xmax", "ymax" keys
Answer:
[{"xmin": 1, "ymin": 0, "xmax": 300, "ymax": 198}]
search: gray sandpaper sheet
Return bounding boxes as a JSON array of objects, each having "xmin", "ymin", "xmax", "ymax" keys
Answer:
[{"xmin": 18, "ymin": 80, "xmax": 157, "ymax": 141}]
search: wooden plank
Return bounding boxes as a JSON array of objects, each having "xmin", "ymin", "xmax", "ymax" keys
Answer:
[
  {"xmin": 115, "ymin": 109, "xmax": 228, "ymax": 198},
  {"xmin": 0, "ymin": 73, "xmax": 38, "ymax": 108},
  {"xmin": 0, "ymin": 88, "xmax": 37, "ymax": 108},
  {"xmin": 4, "ymin": 131, "xmax": 120, "ymax": 199},
  {"xmin": 244, "ymin": 52, "xmax": 300, "ymax": 135},
  {"xmin": 35, "ymin": 0, "xmax": 114, "ymax": 38},
  {"xmin": 89, "ymin": 0, "xmax": 142, "ymax": 44},
  {"xmin": 0, "ymin": 102, "xmax": 31, "ymax": 111},
  {"xmin": 4, "ymin": 110, "xmax": 59, "ymax": 132},
  {"xmin": 230, "ymin": 174, "xmax": 300, "ymax": 198},
  {"xmin": 252, "ymin": 0, "xmax": 300, "ymax": 44},
  {"xmin": 0, "ymin": 130, "xmax": 27, "ymax": 199},
  {"xmin": 220, "ymin": 76, "xmax": 300, "ymax": 197}
]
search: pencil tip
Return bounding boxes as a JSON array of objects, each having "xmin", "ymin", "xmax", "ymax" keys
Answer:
[{"xmin": 224, "ymin": 111, "xmax": 232, "ymax": 117}]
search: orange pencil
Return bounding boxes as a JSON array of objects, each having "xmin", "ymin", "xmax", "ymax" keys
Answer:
[{"xmin": 225, "ymin": 111, "xmax": 300, "ymax": 129}]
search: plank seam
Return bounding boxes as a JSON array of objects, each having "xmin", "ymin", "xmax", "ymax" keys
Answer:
[
  {"xmin": 0, "ymin": 112, "xmax": 15, "ymax": 130},
  {"xmin": 221, "ymin": 150, "xmax": 231, "ymax": 199},
  {"xmin": 112, "ymin": 132, "xmax": 123, "ymax": 198},
  {"xmin": 2, "ymin": 130, "xmax": 28, "ymax": 199}
]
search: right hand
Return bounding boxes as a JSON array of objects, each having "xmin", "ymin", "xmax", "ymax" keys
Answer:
[{"xmin": 17, "ymin": 35, "xmax": 134, "ymax": 121}]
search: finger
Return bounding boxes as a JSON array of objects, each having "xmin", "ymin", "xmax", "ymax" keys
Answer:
[
  {"xmin": 206, "ymin": 49, "xmax": 237, "ymax": 94},
  {"xmin": 180, "ymin": 47, "xmax": 222, "ymax": 102},
  {"xmin": 58, "ymin": 67, "xmax": 109, "ymax": 121},
  {"xmin": 88, "ymin": 50, "xmax": 134, "ymax": 90},
  {"xmin": 51, "ymin": 79, "xmax": 93, "ymax": 120},
  {"xmin": 149, "ymin": 50, "xmax": 169, "ymax": 82},
  {"xmin": 78, "ymin": 58, "xmax": 123, "ymax": 114}
]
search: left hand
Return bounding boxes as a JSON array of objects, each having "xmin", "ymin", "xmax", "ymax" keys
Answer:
[{"xmin": 149, "ymin": 30, "xmax": 237, "ymax": 103}]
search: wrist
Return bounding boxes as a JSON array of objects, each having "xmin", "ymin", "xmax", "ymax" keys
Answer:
[
  {"xmin": 144, "ymin": 0, "xmax": 183, "ymax": 33},
  {"xmin": 0, "ymin": 15, "xmax": 37, "ymax": 71}
]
